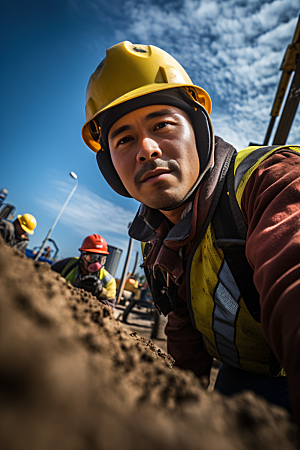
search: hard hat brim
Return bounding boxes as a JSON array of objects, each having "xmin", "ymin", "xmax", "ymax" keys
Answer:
[
  {"xmin": 78, "ymin": 247, "xmax": 109, "ymax": 255},
  {"xmin": 82, "ymin": 82, "xmax": 211, "ymax": 153}
]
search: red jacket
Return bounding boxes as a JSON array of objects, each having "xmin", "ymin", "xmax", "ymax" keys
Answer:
[{"xmin": 129, "ymin": 138, "xmax": 300, "ymax": 427}]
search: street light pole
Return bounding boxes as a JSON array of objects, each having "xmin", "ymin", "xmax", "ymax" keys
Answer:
[{"xmin": 34, "ymin": 172, "xmax": 78, "ymax": 261}]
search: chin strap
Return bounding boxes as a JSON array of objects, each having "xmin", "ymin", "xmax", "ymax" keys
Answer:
[{"xmin": 160, "ymin": 164, "xmax": 213, "ymax": 212}]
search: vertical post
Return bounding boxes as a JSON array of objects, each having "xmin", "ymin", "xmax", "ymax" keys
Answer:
[
  {"xmin": 35, "ymin": 172, "xmax": 78, "ymax": 261},
  {"xmin": 273, "ymin": 57, "xmax": 300, "ymax": 144},
  {"xmin": 116, "ymin": 223, "xmax": 133, "ymax": 304}
]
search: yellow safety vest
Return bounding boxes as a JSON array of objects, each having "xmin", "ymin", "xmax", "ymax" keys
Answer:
[{"xmin": 189, "ymin": 145, "xmax": 300, "ymax": 376}]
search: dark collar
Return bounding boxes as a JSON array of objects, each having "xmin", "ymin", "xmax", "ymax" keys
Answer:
[{"xmin": 129, "ymin": 201, "xmax": 193, "ymax": 244}]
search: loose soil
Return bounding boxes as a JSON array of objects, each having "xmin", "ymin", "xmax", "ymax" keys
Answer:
[{"xmin": 0, "ymin": 239, "xmax": 298, "ymax": 450}]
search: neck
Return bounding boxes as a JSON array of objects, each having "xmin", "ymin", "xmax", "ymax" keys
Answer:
[{"xmin": 159, "ymin": 203, "xmax": 187, "ymax": 224}]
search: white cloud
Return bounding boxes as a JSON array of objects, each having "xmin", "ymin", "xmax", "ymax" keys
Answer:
[
  {"xmin": 257, "ymin": 17, "xmax": 298, "ymax": 47},
  {"xmin": 37, "ymin": 181, "xmax": 136, "ymax": 238},
  {"xmin": 108, "ymin": 0, "xmax": 300, "ymax": 146},
  {"xmin": 73, "ymin": 0, "xmax": 299, "ymax": 147}
]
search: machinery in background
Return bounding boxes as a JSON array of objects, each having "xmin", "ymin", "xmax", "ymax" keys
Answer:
[
  {"xmin": 264, "ymin": 16, "xmax": 300, "ymax": 146},
  {"xmin": 25, "ymin": 238, "xmax": 59, "ymax": 265},
  {"xmin": 250, "ymin": 16, "xmax": 300, "ymax": 146},
  {"xmin": 0, "ymin": 203, "xmax": 16, "ymax": 221},
  {"xmin": 105, "ymin": 245, "xmax": 123, "ymax": 277}
]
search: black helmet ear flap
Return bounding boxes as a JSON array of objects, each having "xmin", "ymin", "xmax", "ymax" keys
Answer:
[
  {"xmin": 178, "ymin": 88, "xmax": 213, "ymax": 173},
  {"xmin": 96, "ymin": 148, "xmax": 132, "ymax": 198}
]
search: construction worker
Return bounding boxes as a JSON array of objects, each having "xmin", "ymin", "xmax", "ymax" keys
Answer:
[
  {"xmin": 0, "ymin": 213, "xmax": 37, "ymax": 253},
  {"xmin": 81, "ymin": 42, "xmax": 300, "ymax": 429},
  {"xmin": 51, "ymin": 234, "xmax": 116, "ymax": 308},
  {"xmin": 42, "ymin": 246, "xmax": 51, "ymax": 259}
]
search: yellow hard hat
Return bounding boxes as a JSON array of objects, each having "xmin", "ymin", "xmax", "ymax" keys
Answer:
[
  {"xmin": 17, "ymin": 214, "xmax": 37, "ymax": 235},
  {"xmin": 82, "ymin": 41, "xmax": 212, "ymax": 153}
]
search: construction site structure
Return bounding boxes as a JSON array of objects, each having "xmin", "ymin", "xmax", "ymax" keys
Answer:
[{"xmin": 263, "ymin": 15, "xmax": 300, "ymax": 145}]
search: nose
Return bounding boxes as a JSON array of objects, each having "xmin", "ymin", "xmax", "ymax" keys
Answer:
[{"xmin": 137, "ymin": 137, "xmax": 162, "ymax": 162}]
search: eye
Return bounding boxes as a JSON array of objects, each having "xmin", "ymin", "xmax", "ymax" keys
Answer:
[
  {"xmin": 154, "ymin": 121, "xmax": 170, "ymax": 131},
  {"xmin": 116, "ymin": 135, "xmax": 133, "ymax": 147}
]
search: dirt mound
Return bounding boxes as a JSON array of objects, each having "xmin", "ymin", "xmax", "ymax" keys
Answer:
[{"xmin": 0, "ymin": 239, "xmax": 298, "ymax": 450}]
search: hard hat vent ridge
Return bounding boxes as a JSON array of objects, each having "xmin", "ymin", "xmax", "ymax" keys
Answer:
[{"xmin": 132, "ymin": 46, "xmax": 147, "ymax": 53}]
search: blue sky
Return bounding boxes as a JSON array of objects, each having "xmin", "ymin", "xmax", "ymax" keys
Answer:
[{"xmin": 1, "ymin": 0, "xmax": 299, "ymax": 279}]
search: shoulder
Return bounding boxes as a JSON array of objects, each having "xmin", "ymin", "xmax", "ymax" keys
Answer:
[
  {"xmin": 51, "ymin": 257, "xmax": 77, "ymax": 273},
  {"xmin": 0, "ymin": 219, "xmax": 14, "ymax": 231},
  {"xmin": 234, "ymin": 145, "xmax": 300, "ymax": 206},
  {"xmin": 242, "ymin": 148, "xmax": 300, "ymax": 191},
  {"xmin": 240, "ymin": 148, "xmax": 300, "ymax": 229}
]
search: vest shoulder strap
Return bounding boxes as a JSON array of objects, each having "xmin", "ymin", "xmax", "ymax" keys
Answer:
[{"xmin": 212, "ymin": 154, "xmax": 261, "ymax": 322}]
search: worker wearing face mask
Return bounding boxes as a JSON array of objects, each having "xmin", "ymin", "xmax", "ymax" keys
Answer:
[{"xmin": 51, "ymin": 234, "xmax": 116, "ymax": 308}]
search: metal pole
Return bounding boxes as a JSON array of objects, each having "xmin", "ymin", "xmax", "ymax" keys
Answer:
[
  {"xmin": 116, "ymin": 223, "xmax": 133, "ymax": 304},
  {"xmin": 273, "ymin": 56, "xmax": 300, "ymax": 145},
  {"xmin": 131, "ymin": 251, "xmax": 139, "ymax": 276},
  {"xmin": 263, "ymin": 116, "xmax": 276, "ymax": 145},
  {"xmin": 35, "ymin": 173, "xmax": 78, "ymax": 261}
]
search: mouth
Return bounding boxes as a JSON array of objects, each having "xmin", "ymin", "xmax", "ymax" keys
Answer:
[{"xmin": 140, "ymin": 168, "xmax": 172, "ymax": 184}]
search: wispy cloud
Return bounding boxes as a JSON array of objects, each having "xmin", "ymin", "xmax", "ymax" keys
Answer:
[
  {"xmin": 36, "ymin": 180, "xmax": 136, "ymax": 238},
  {"xmin": 77, "ymin": 0, "xmax": 299, "ymax": 149},
  {"xmin": 120, "ymin": 1, "xmax": 299, "ymax": 147}
]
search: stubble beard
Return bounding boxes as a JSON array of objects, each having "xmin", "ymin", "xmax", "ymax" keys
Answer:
[
  {"xmin": 143, "ymin": 188, "xmax": 185, "ymax": 210},
  {"xmin": 133, "ymin": 159, "xmax": 185, "ymax": 209}
]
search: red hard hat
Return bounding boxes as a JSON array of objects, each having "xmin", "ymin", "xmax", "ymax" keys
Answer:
[{"xmin": 78, "ymin": 234, "xmax": 109, "ymax": 254}]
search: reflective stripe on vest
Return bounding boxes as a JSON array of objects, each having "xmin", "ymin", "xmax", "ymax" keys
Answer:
[
  {"xmin": 213, "ymin": 260, "xmax": 241, "ymax": 369},
  {"xmin": 101, "ymin": 272, "xmax": 113, "ymax": 286},
  {"xmin": 190, "ymin": 145, "xmax": 300, "ymax": 376}
]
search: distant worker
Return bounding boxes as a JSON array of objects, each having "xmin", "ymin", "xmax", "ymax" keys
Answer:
[
  {"xmin": 51, "ymin": 234, "xmax": 116, "ymax": 308},
  {"xmin": 42, "ymin": 246, "xmax": 51, "ymax": 259},
  {"xmin": 0, "ymin": 213, "xmax": 37, "ymax": 253}
]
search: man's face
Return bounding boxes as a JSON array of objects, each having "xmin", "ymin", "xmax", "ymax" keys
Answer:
[
  {"xmin": 108, "ymin": 105, "xmax": 200, "ymax": 210},
  {"xmin": 80, "ymin": 251, "xmax": 107, "ymax": 274},
  {"xmin": 15, "ymin": 221, "xmax": 28, "ymax": 239}
]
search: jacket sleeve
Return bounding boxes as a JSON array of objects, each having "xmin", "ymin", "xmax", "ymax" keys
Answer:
[
  {"xmin": 166, "ymin": 303, "xmax": 213, "ymax": 381},
  {"xmin": 98, "ymin": 276, "xmax": 117, "ymax": 308},
  {"xmin": 241, "ymin": 150, "xmax": 300, "ymax": 427},
  {"xmin": 98, "ymin": 296, "xmax": 116, "ymax": 309},
  {"xmin": 102, "ymin": 276, "xmax": 116, "ymax": 298}
]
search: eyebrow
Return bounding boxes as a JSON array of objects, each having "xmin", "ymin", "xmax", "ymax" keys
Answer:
[
  {"xmin": 109, "ymin": 125, "xmax": 132, "ymax": 142},
  {"xmin": 144, "ymin": 108, "xmax": 174, "ymax": 121},
  {"xmin": 109, "ymin": 108, "xmax": 175, "ymax": 142}
]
